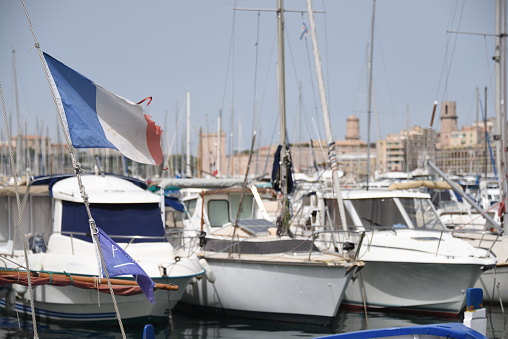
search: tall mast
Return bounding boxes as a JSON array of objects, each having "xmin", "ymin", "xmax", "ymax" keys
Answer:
[
  {"xmin": 186, "ymin": 91, "xmax": 191, "ymax": 177},
  {"xmin": 12, "ymin": 50, "xmax": 22, "ymax": 174},
  {"xmin": 366, "ymin": 0, "xmax": 376, "ymax": 188},
  {"xmin": 495, "ymin": 0, "xmax": 507, "ymax": 228},
  {"xmin": 277, "ymin": 0, "xmax": 291, "ymax": 235},
  {"xmin": 306, "ymin": 0, "xmax": 348, "ymax": 229},
  {"xmin": 217, "ymin": 109, "xmax": 222, "ymax": 176}
]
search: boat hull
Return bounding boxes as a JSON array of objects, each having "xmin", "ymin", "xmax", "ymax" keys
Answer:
[
  {"xmin": 474, "ymin": 263, "xmax": 508, "ymax": 303},
  {"xmin": 180, "ymin": 257, "xmax": 353, "ymax": 325},
  {"xmin": 343, "ymin": 261, "xmax": 484, "ymax": 315},
  {"xmin": 1, "ymin": 276, "xmax": 192, "ymax": 322}
]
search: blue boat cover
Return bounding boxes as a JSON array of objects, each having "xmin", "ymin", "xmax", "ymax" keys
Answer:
[{"xmin": 315, "ymin": 323, "xmax": 488, "ymax": 339}]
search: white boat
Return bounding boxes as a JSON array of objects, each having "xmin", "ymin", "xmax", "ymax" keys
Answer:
[
  {"xmin": 387, "ymin": 177, "xmax": 508, "ymax": 304},
  {"xmin": 294, "ymin": 187, "xmax": 496, "ymax": 315},
  {"xmin": 453, "ymin": 230, "xmax": 508, "ymax": 303},
  {"xmin": 0, "ymin": 173, "xmax": 204, "ymax": 322},
  {"xmin": 172, "ymin": 184, "xmax": 361, "ymax": 325}
]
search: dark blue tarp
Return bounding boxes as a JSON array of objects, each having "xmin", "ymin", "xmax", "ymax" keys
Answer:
[
  {"xmin": 61, "ymin": 201, "xmax": 165, "ymax": 243},
  {"xmin": 165, "ymin": 196, "xmax": 185, "ymax": 212}
]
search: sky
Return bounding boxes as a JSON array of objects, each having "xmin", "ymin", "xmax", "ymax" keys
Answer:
[{"xmin": 0, "ymin": 0, "xmax": 499, "ymax": 157}]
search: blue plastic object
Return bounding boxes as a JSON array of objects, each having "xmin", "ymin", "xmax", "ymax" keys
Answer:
[
  {"xmin": 315, "ymin": 323, "xmax": 488, "ymax": 339},
  {"xmin": 466, "ymin": 288, "xmax": 483, "ymax": 311},
  {"xmin": 143, "ymin": 324, "xmax": 155, "ymax": 339}
]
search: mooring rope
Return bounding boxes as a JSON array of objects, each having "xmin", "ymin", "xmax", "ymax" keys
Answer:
[{"xmin": 0, "ymin": 81, "xmax": 39, "ymax": 338}]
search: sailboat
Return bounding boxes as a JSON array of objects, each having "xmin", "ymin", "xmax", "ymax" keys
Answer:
[{"xmin": 168, "ymin": 0, "xmax": 361, "ymax": 325}]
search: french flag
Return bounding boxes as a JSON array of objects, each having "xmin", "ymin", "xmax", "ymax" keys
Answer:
[{"xmin": 43, "ymin": 52, "xmax": 163, "ymax": 166}]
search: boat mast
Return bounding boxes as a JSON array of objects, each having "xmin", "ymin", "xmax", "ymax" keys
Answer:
[
  {"xmin": 12, "ymin": 50, "xmax": 23, "ymax": 175},
  {"xmin": 306, "ymin": 0, "xmax": 348, "ymax": 229},
  {"xmin": 495, "ymin": 0, "xmax": 507, "ymax": 228},
  {"xmin": 277, "ymin": 0, "xmax": 291, "ymax": 236},
  {"xmin": 186, "ymin": 91, "xmax": 192, "ymax": 177},
  {"xmin": 366, "ymin": 0, "xmax": 376, "ymax": 188}
]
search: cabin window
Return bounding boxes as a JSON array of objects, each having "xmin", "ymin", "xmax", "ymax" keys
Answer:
[
  {"xmin": 184, "ymin": 198, "xmax": 197, "ymax": 219},
  {"xmin": 229, "ymin": 194, "xmax": 255, "ymax": 220},
  {"xmin": 351, "ymin": 198, "xmax": 407, "ymax": 229},
  {"xmin": 208, "ymin": 200, "xmax": 230, "ymax": 227},
  {"xmin": 399, "ymin": 198, "xmax": 444, "ymax": 230},
  {"xmin": 324, "ymin": 199, "xmax": 355, "ymax": 230}
]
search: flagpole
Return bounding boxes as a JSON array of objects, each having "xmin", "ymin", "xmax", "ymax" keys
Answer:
[{"xmin": 20, "ymin": 1, "xmax": 127, "ymax": 337}]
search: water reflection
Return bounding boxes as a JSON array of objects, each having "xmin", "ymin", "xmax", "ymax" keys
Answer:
[{"xmin": 0, "ymin": 305, "xmax": 505, "ymax": 338}]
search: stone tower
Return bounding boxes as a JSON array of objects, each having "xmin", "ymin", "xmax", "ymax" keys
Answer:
[
  {"xmin": 439, "ymin": 101, "xmax": 457, "ymax": 148},
  {"xmin": 346, "ymin": 115, "xmax": 360, "ymax": 140}
]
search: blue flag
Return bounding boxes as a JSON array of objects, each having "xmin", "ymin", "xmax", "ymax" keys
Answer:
[{"xmin": 97, "ymin": 227, "xmax": 155, "ymax": 303}]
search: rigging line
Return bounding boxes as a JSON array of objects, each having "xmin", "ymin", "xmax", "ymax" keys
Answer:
[
  {"xmin": 482, "ymin": 36, "xmax": 496, "ymax": 110},
  {"xmin": 301, "ymin": 16, "xmax": 321, "ymax": 130},
  {"xmin": 20, "ymin": 1, "xmax": 127, "ymax": 337},
  {"xmin": 221, "ymin": 2, "xmax": 237, "ymax": 113},
  {"xmin": 229, "ymin": 131, "xmax": 257, "ymax": 257},
  {"xmin": 318, "ymin": 0, "xmax": 333, "ymax": 132},
  {"xmin": 427, "ymin": 2, "xmax": 465, "ymax": 156},
  {"xmin": 441, "ymin": 1, "xmax": 465, "ymax": 102},
  {"xmin": 252, "ymin": 11, "xmax": 261, "ymax": 136},
  {"xmin": 256, "ymin": 32, "xmax": 277, "ymax": 131},
  {"xmin": 435, "ymin": 0, "xmax": 465, "ymax": 103},
  {"xmin": 260, "ymin": 114, "xmax": 279, "ymax": 178},
  {"xmin": 1, "ymin": 81, "xmax": 39, "ymax": 339}
]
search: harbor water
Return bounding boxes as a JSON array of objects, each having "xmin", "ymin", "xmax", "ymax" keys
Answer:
[{"xmin": 0, "ymin": 305, "xmax": 505, "ymax": 338}]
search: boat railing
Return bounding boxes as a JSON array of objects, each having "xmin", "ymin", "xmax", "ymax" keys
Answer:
[
  {"xmin": 307, "ymin": 227, "xmax": 458, "ymax": 257},
  {"xmin": 58, "ymin": 231, "xmax": 168, "ymax": 255},
  {"xmin": 451, "ymin": 228, "xmax": 503, "ymax": 254},
  {"xmin": 165, "ymin": 228, "xmax": 203, "ymax": 253},
  {"xmin": 304, "ymin": 229, "xmax": 366, "ymax": 258}
]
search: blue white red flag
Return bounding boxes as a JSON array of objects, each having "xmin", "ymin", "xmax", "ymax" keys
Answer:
[
  {"xmin": 97, "ymin": 227, "xmax": 156, "ymax": 303},
  {"xmin": 43, "ymin": 52, "xmax": 163, "ymax": 166},
  {"xmin": 300, "ymin": 22, "xmax": 309, "ymax": 40}
]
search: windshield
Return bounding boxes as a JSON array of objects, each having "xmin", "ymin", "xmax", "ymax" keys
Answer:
[
  {"xmin": 350, "ymin": 196, "xmax": 445, "ymax": 231},
  {"xmin": 399, "ymin": 197, "xmax": 445, "ymax": 230},
  {"xmin": 351, "ymin": 197, "xmax": 408, "ymax": 229}
]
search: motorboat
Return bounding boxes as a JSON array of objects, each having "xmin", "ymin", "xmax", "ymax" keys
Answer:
[
  {"xmin": 293, "ymin": 187, "xmax": 496, "ymax": 315},
  {"xmin": 0, "ymin": 173, "xmax": 204, "ymax": 322}
]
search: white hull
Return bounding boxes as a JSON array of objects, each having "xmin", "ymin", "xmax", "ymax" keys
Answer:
[
  {"xmin": 2, "ymin": 277, "xmax": 191, "ymax": 322},
  {"xmin": 181, "ymin": 256, "xmax": 353, "ymax": 324},
  {"xmin": 0, "ymin": 175, "xmax": 206, "ymax": 322},
  {"xmin": 343, "ymin": 261, "xmax": 484, "ymax": 314},
  {"xmin": 474, "ymin": 264, "xmax": 508, "ymax": 303},
  {"xmin": 453, "ymin": 233, "xmax": 508, "ymax": 303}
]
